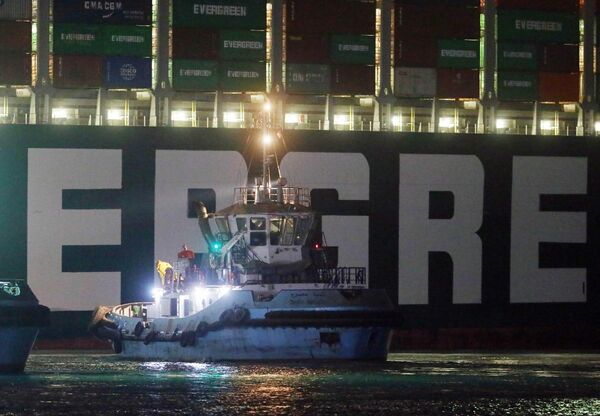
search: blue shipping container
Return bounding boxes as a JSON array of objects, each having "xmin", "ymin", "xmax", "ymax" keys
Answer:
[
  {"xmin": 104, "ymin": 57, "xmax": 151, "ymax": 88},
  {"xmin": 53, "ymin": 0, "xmax": 152, "ymax": 25}
]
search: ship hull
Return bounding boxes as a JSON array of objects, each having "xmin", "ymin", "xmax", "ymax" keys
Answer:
[
  {"xmin": 120, "ymin": 326, "xmax": 392, "ymax": 361},
  {"xmin": 0, "ymin": 327, "xmax": 40, "ymax": 373}
]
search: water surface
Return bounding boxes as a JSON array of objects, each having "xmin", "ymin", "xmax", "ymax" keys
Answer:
[{"xmin": 1, "ymin": 352, "xmax": 599, "ymax": 415}]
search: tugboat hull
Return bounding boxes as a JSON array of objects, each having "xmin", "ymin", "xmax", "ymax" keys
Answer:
[
  {"xmin": 120, "ymin": 326, "xmax": 393, "ymax": 361},
  {"xmin": 0, "ymin": 328, "xmax": 40, "ymax": 373}
]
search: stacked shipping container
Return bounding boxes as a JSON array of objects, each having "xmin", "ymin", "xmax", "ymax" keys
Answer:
[
  {"xmin": 52, "ymin": 0, "xmax": 152, "ymax": 89},
  {"xmin": 496, "ymin": 0, "xmax": 579, "ymax": 102},
  {"xmin": 285, "ymin": 0, "xmax": 375, "ymax": 95},
  {"xmin": 171, "ymin": 0, "xmax": 267, "ymax": 92},
  {"xmin": 0, "ymin": 0, "xmax": 32, "ymax": 86},
  {"xmin": 394, "ymin": 0, "xmax": 480, "ymax": 99}
]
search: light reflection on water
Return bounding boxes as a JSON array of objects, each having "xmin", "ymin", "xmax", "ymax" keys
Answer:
[{"xmin": 0, "ymin": 353, "xmax": 599, "ymax": 415}]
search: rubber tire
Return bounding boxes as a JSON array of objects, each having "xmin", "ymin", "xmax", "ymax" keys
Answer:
[
  {"xmin": 232, "ymin": 307, "xmax": 249, "ymax": 324},
  {"xmin": 195, "ymin": 321, "xmax": 209, "ymax": 337},
  {"xmin": 219, "ymin": 309, "xmax": 234, "ymax": 323},
  {"xmin": 143, "ymin": 330, "xmax": 156, "ymax": 345},
  {"xmin": 133, "ymin": 321, "xmax": 145, "ymax": 338},
  {"xmin": 112, "ymin": 337, "xmax": 123, "ymax": 354}
]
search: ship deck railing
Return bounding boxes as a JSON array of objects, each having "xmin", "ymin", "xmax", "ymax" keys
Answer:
[
  {"xmin": 316, "ymin": 267, "xmax": 367, "ymax": 287},
  {"xmin": 234, "ymin": 186, "xmax": 311, "ymax": 207}
]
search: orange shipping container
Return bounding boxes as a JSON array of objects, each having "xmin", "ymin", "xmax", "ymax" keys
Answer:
[
  {"xmin": 436, "ymin": 68, "xmax": 479, "ymax": 99},
  {"xmin": 0, "ymin": 21, "xmax": 31, "ymax": 53},
  {"xmin": 538, "ymin": 72, "xmax": 579, "ymax": 102}
]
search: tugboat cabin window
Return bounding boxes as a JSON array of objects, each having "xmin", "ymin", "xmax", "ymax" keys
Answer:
[
  {"xmin": 280, "ymin": 217, "xmax": 296, "ymax": 246},
  {"xmin": 250, "ymin": 217, "xmax": 266, "ymax": 230},
  {"xmin": 270, "ymin": 218, "xmax": 282, "ymax": 245},
  {"xmin": 236, "ymin": 217, "xmax": 247, "ymax": 233},
  {"xmin": 250, "ymin": 217, "xmax": 267, "ymax": 246},
  {"xmin": 215, "ymin": 217, "xmax": 230, "ymax": 236},
  {"xmin": 294, "ymin": 216, "xmax": 311, "ymax": 245}
]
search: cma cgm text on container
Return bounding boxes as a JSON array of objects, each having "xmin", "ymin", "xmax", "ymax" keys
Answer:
[{"xmin": 1, "ymin": 125, "xmax": 599, "ymax": 331}]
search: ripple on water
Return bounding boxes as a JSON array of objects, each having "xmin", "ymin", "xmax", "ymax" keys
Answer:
[{"xmin": 0, "ymin": 353, "xmax": 599, "ymax": 415}]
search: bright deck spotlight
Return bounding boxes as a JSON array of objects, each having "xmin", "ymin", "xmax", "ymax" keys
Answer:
[
  {"xmin": 285, "ymin": 113, "xmax": 300, "ymax": 124},
  {"xmin": 52, "ymin": 108, "xmax": 69, "ymax": 119},
  {"xmin": 496, "ymin": 119, "xmax": 509, "ymax": 129},
  {"xmin": 439, "ymin": 117, "xmax": 455, "ymax": 129},
  {"xmin": 540, "ymin": 120, "xmax": 554, "ymax": 130},
  {"xmin": 262, "ymin": 133, "xmax": 273, "ymax": 145},
  {"xmin": 107, "ymin": 109, "xmax": 123, "ymax": 121},
  {"xmin": 263, "ymin": 101, "xmax": 272, "ymax": 113}
]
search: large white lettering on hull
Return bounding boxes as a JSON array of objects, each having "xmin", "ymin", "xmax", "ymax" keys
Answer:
[
  {"xmin": 398, "ymin": 154, "xmax": 484, "ymax": 305},
  {"xmin": 27, "ymin": 149, "xmax": 122, "ymax": 311},
  {"xmin": 510, "ymin": 157, "xmax": 587, "ymax": 303},
  {"xmin": 280, "ymin": 153, "xmax": 370, "ymax": 283},
  {"xmin": 154, "ymin": 151, "xmax": 247, "ymax": 276}
]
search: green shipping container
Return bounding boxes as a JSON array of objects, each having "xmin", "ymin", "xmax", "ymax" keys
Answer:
[
  {"xmin": 497, "ymin": 71, "xmax": 538, "ymax": 101},
  {"xmin": 173, "ymin": 60, "xmax": 219, "ymax": 91},
  {"xmin": 437, "ymin": 40, "xmax": 479, "ymax": 69},
  {"xmin": 220, "ymin": 30, "xmax": 265, "ymax": 61},
  {"xmin": 286, "ymin": 64, "xmax": 330, "ymax": 94},
  {"xmin": 330, "ymin": 34, "xmax": 375, "ymax": 64},
  {"xmin": 497, "ymin": 43, "xmax": 537, "ymax": 70},
  {"xmin": 220, "ymin": 61, "xmax": 265, "ymax": 92},
  {"xmin": 497, "ymin": 10, "xmax": 579, "ymax": 43},
  {"xmin": 173, "ymin": 0, "xmax": 266, "ymax": 29},
  {"xmin": 102, "ymin": 26, "xmax": 152, "ymax": 57},
  {"xmin": 53, "ymin": 23, "xmax": 102, "ymax": 55}
]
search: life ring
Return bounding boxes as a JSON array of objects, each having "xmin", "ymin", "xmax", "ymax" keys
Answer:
[
  {"xmin": 219, "ymin": 309, "xmax": 234, "ymax": 323},
  {"xmin": 133, "ymin": 321, "xmax": 145, "ymax": 338},
  {"xmin": 195, "ymin": 321, "xmax": 209, "ymax": 337},
  {"xmin": 232, "ymin": 307, "xmax": 249, "ymax": 324},
  {"xmin": 143, "ymin": 330, "xmax": 157, "ymax": 345}
]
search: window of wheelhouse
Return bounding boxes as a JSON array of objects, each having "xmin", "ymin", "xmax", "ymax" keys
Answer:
[
  {"xmin": 250, "ymin": 217, "xmax": 266, "ymax": 246},
  {"xmin": 280, "ymin": 216, "xmax": 296, "ymax": 245},
  {"xmin": 235, "ymin": 217, "xmax": 247, "ymax": 233},
  {"xmin": 270, "ymin": 218, "xmax": 282, "ymax": 245},
  {"xmin": 294, "ymin": 216, "xmax": 311, "ymax": 245},
  {"xmin": 215, "ymin": 217, "xmax": 231, "ymax": 239}
]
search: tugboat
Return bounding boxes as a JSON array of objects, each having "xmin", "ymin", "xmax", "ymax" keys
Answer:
[
  {"xmin": 90, "ymin": 104, "xmax": 402, "ymax": 361},
  {"xmin": 0, "ymin": 280, "xmax": 50, "ymax": 373}
]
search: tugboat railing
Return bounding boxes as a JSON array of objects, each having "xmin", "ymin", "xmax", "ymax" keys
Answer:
[
  {"xmin": 234, "ymin": 186, "xmax": 311, "ymax": 207},
  {"xmin": 316, "ymin": 267, "xmax": 367, "ymax": 287}
]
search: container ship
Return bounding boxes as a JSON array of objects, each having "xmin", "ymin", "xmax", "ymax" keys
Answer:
[{"xmin": 1, "ymin": 0, "xmax": 599, "ymax": 350}]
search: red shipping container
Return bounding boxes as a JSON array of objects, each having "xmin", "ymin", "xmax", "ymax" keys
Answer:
[
  {"xmin": 538, "ymin": 72, "xmax": 579, "ymax": 102},
  {"xmin": 331, "ymin": 64, "xmax": 374, "ymax": 95},
  {"xmin": 0, "ymin": 21, "xmax": 31, "ymax": 53},
  {"xmin": 396, "ymin": 0, "xmax": 479, "ymax": 5},
  {"xmin": 0, "ymin": 53, "xmax": 31, "ymax": 85},
  {"xmin": 395, "ymin": 37, "xmax": 438, "ymax": 67},
  {"xmin": 53, "ymin": 55, "xmax": 102, "ymax": 88},
  {"xmin": 436, "ymin": 68, "xmax": 479, "ymax": 98},
  {"xmin": 287, "ymin": 0, "xmax": 375, "ymax": 35},
  {"xmin": 438, "ymin": 6, "xmax": 480, "ymax": 39},
  {"xmin": 329, "ymin": 0, "xmax": 375, "ymax": 34},
  {"xmin": 172, "ymin": 27, "xmax": 219, "ymax": 60},
  {"xmin": 286, "ymin": 0, "xmax": 328, "ymax": 34},
  {"xmin": 496, "ymin": 0, "xmax": 578, "ymax": 13},
  {"xmin": 287, "ymin": 34, "xmax": 329, "ymax": 64},
  {"xmin": 396, "ymin": 4, "xmax": 479, "ymax": 39},
  {"xmin": 539, "ymin": 44, "xmax": 579, "ymax": 73}
]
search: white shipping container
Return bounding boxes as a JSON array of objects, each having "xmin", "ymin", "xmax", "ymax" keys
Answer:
[
  {"xmin": 394, "ymin": 67, "xmax": 436, "ymax": 98},
  {"xmin": 0, "ymin": 0, "xmax": 31, "ymax": 20}
]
